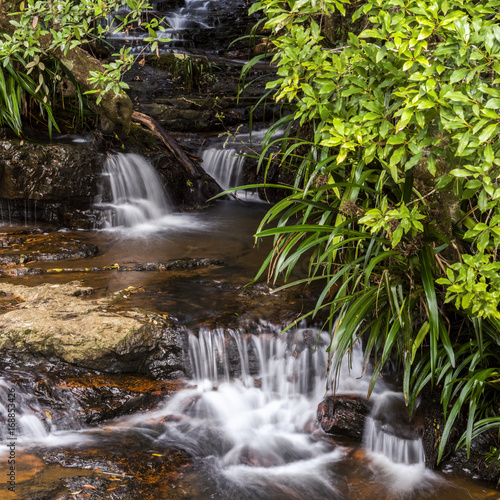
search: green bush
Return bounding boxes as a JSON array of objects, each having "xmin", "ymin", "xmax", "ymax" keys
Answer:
[{"xmin": 246, "ymin": 0, "xmax": 500, "ymax": 463}]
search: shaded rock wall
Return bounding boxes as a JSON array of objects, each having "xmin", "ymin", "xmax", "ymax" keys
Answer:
[
  {"xmin": 0, "ymin": 136, "xmax": 222, "ymax": 227},
  {"xmin": 0, "ymin": 140, "xmax": 104, "ymax": 228}
]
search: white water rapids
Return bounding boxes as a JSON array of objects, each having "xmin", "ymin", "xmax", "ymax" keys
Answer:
[{"xmin": 0, "ymin": 326, "xmax": 478, "ymax": 498}]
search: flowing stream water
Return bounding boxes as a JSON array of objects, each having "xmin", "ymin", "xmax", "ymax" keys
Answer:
[
  {"xmin": 200, "ymin": 127, "xmax": 283, "ymax": 200},
  {"xmin": 0, "ymin": 153, "xmax": 497, "ymax": 498}
]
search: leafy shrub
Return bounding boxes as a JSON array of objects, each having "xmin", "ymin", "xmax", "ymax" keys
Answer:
[{"xmin": 245, "ymin": 0, "xmax": 500, "ymax": 462}]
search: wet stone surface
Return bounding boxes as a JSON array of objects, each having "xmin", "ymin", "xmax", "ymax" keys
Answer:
[
  {"xmin": 317, "ymin": 395, "xmax": 372, "ymax": 440},
  {"xmin": 0, "ymin": 230, "xmax": 98, "ymax": 266},
  {"xmin": 42, "ymin": 441, "xmax": 194, "ymax": 500},
  {"xmin": 0, "ymin": 353, "xmax": 186, "ymax": 427},
  {"xmin": 0, "ymin": 282, "xmax": 189, "ymax": 378}
]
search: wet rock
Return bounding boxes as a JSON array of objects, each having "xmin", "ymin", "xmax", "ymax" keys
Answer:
[
  {"xmin": 132, "ymin": 258, "xmax": 224, "ymax": 271},
  {"xmin": 0, "ymin": 257, "xmax": 224, "ymax": 278},
  {"xmin": 417, "ymin": 391, "xmax": 466, "ymax": 469},
  {"xmin": 418, "ymin": 390, "xmax": 499, "ymax": 483},
  {"xmin": 43, "ymin": 441, "xmax": 193, "ymax": 500},
  {"xmin": 0, "ymin": 282, "xmax": 188, "ymax": 378},
  {"xmin": 0, "ymin": 232, "xmax": 98, "ymax": 265},
  {"xmin": 0, "ymin": 140, "xmax": 105, "ymax": 228},
  {"xmin": 0, "ymin": 353, "xmax": 185, "ymax": 427},
  {"xmin": 317, "ymin": 395, "xmax": 371, "ymax": 440},
  {"xmin": 127, "ymin": 53, "xmax": 279, "ymax": 134}
]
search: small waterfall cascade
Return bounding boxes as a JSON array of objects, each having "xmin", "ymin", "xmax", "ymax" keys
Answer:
[
  {"xmin": 106, "ymin": 0, "xmax": 214, "ymax": 53},
  {"xmin": 135, "ymin": 327, "xmax": 343, "ymax": 498},
  {"xmin": 94, "ymin": 153, "xmax": 173, "ymax": 229},
  {"xmin": 0, "ymin": 377, "xmax": 50, "ymax": 441},
  {"xmin": 188, "ymin": 326, "xmax": 330, "ymax": 397},
  {"xmin": 162, "ymin": 0, "xmax": 212, "ymax": 47},
  {"xmin": 201, "ymin": 147, "xmax": 246, "ymax": 192},
  {"xmin": 0, "ymin": 377, "xmax": 83, "ymax": 443},
  {"xmin": 363, "ymin": 391, "xmax": 425, "ymax": 465},
  {"xmin": 0, "ymin": 200, "xmax": 13, "ymax": 226},
  {"xmin": 200, "ymin": 128, "xmax": 283, "ymax": 199}
]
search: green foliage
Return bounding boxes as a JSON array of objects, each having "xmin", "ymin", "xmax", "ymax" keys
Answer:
[
  {"xmin": 0, "ymin": 54, "xmax": 61, "ymax": 135},
  {"xmin": 170, "ymin": 54, "xmax": 219, "ymax": 92},
  {"xmin": 0, "ymin": 0, "xmax": 171, "ymax": 134},
  {"xmin": 484, "ymin": 447, "xmax": 500, "ymax": 485},
  {"xmin": 86, "ymin": 46, "xmax": 133, "ymax": 105},
  {"xmin": 244, "ymin": 0, "xmax": 500, "ymax": 463}
]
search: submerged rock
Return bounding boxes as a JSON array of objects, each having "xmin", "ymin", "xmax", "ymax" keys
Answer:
[
  {"xmin": 0, "ymin": 231, "xmax": 98, "ymax": 265},
  {"xmin": 0, "ymin": 282, "xmax": 188, "ymax": 378}
]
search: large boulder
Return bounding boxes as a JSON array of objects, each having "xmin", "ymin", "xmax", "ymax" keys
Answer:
[{"xmin": 0, "ymin": 282, "xmax": 188, "ymax": 378}]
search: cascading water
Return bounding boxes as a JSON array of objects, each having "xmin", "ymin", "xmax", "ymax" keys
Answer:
[
  {"xmin": 0, "ymin": 326, "xmax": 475, "ymax": 498},
  {"xmin": 163, "ymin": 0, "xmax": 212, "ymax": 48},
  {"xmin": 106, "ymin": 0, "xmax": 214, "ymax": 53},
  {"xmin": 0, "ymin": 377, "xmax": 85, "ymax": 449},
  {"xmin": 364, "ymin": 392, "xmax": 425, "ymax": 465},
  {"xmin": 94, "ymin": 153, "xmax": 173, "ymax": 229},
  {"xmin": 201, "ymin": 148, "xmax": 246, "ymax": 192},
  {"xmin": 130, "ymin": 327, "xmax": 344, "ymax": 499},
  {"xmin": 200, "ymin": 128, "xmax": 282, "ymax": 200}
]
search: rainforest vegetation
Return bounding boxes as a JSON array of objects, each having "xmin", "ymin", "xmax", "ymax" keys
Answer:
[
  {"xmin": 0, "ymin": 0, "xmax": 169, "ymax": 135},
  {"xmin": 247, "ymin": 0, "xmax": 500, "ymax": 464}
]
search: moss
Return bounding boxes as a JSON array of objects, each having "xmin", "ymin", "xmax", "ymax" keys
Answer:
[{"xmin": 116, "ymin": 124, "xmax": 158, "ymax": 150}]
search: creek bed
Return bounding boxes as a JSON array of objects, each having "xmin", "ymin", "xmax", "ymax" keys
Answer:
[{"xmin": 0, "ymin": 201, "xmax": 498, "ymax": 499}]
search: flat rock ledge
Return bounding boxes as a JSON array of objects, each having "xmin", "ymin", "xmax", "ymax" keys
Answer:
[{"xmin": 0, "ymin": 282, "xmax": 187, "ymax": 378}]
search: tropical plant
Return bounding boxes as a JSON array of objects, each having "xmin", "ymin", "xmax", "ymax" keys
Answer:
[
  {"xmin": 0, "ymin": 0, "xmax": 170, "ymax": 135},
  {"xmin": 242, "ymin": 0, "xmax": 500, "ymax": 464}
]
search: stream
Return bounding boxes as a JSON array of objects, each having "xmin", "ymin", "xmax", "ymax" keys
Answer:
[
  {"xmin": 0, "ymin": 152, "xmax": 498, "ymax": 499},
  {"xmin": 0, "ymin": 0, "xmax": 498, "ymax": 497}
]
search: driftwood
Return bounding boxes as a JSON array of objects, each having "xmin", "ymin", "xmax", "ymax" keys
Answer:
[{"xmin": 132, "ymin": 111, "xmax": 200, "ymax": 178}]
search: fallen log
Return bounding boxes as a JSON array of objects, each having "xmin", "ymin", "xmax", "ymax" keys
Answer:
[{"xmin": 132, "ymin": 111, "xmax": 199, "ymax": 178}]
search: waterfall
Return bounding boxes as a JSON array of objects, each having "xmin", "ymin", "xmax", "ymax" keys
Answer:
[
  {"xmin": 201, "ymin": 148, "xmax": 246, "ymax": 192},
  {"xmin": 0, "ymin": 377, "xmax": 84, "ymax": 448},
  {"xmin": 0, "ymin": 327, "xmax": 445, "ymax": 497},
  {"xmin": 94, "ymin": 153, "xmax": 173, "ymax": 229},
  {"xmin": 121, "ymin": 327, "xmax": 434, "ymax": 498},
  {"xmin": 106, "ymin": 0, "xmax": 214, "ymax": 53},
  {"xmin": 200, "ymin": 127, "xmax": 285, "ymax": 200},
  {"xmin": 126, "ymin": 327, "xmax": 343, "ymax": 499},
  {"xmin": 363, "ymin": 391, "xmax": 425, "ymax": 465}
]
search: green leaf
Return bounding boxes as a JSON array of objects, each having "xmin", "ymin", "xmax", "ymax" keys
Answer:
[
  {"xmin": 444, "ymin": 91, "xmax": 472, "ymax": 103},
  {"xmin": 449, "ymin": 68, "xmax": 469, "ymax": 84},
  {"xmin": 412, "ymin": 321, "xmax": 429, "ymax": 363},
  {"xmin": 419, "ymin": 249, "xmax": 439, "ymax": 381},
  {"xmin": 485, "ymin": 98, "xmax": 500, "ymax": 109},
  {"xmin": 478, "ymin": 123, "xmax": 498, "ymax": 143},
  {"xmin": 478, "ymin": 189, "xmax": 489, "ymax": 212}
]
